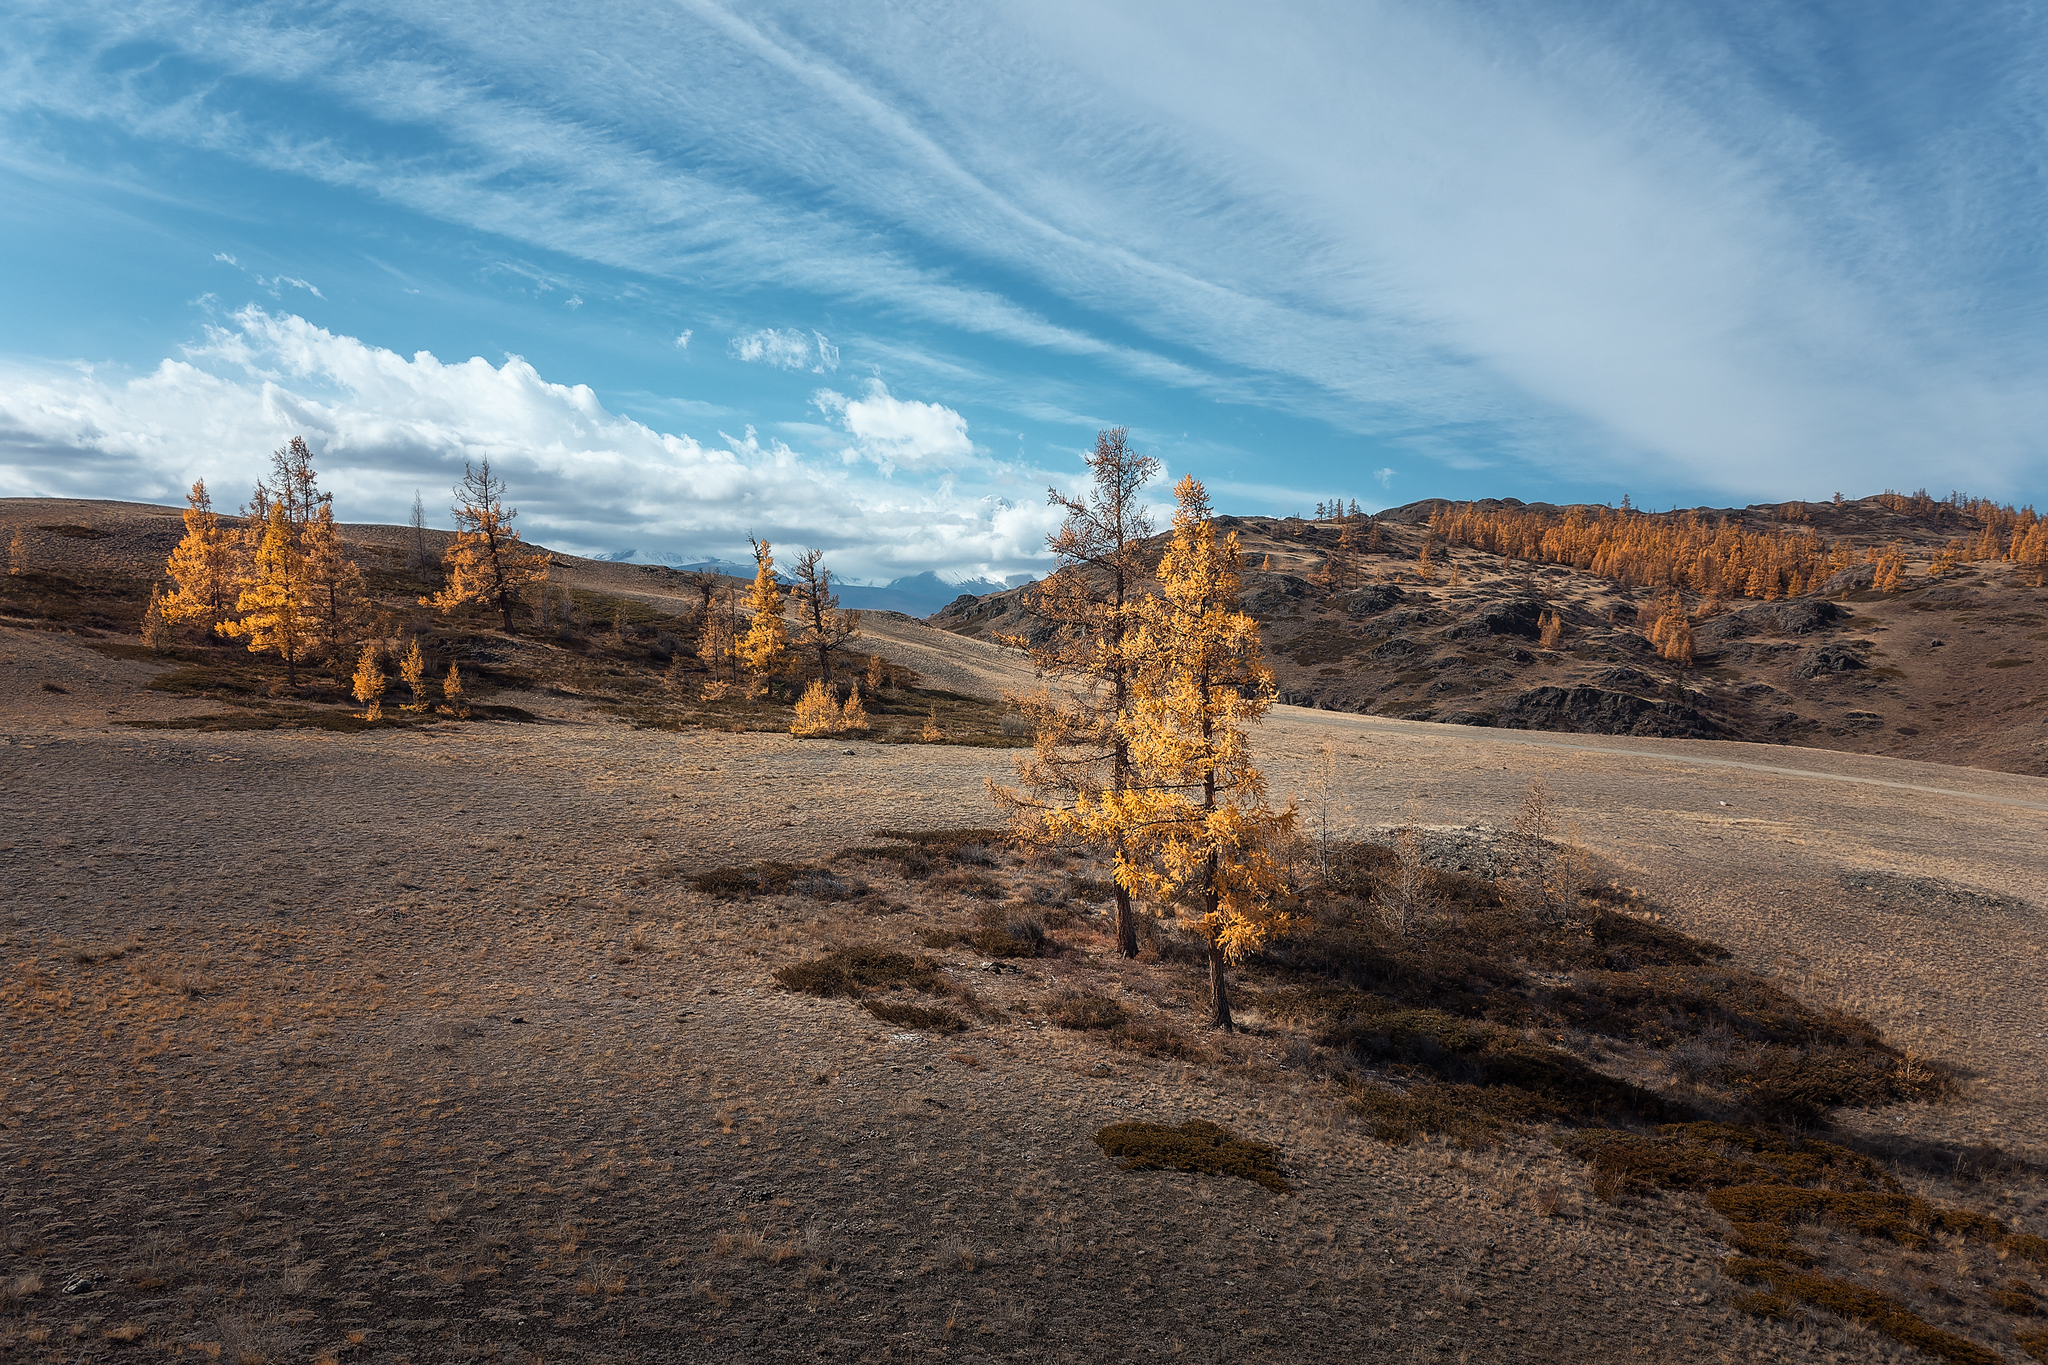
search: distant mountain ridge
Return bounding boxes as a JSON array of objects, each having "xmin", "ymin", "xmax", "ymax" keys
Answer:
[{"xmin": 590, "ymin": 552, "xmax": 1026, "ymax": 617}]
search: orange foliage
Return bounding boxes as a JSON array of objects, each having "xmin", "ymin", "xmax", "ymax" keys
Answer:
[
  {"xmin": 1437, "ymin": 491, "xmax": 2042, "ymax": 601},
  {"xmin": 1433, "ymin": 503, "xmax": 1833, "ymax": 601},
  {"xmin": 1645, "ymin": 594, "xmax": 1694, "ymax": 666}
]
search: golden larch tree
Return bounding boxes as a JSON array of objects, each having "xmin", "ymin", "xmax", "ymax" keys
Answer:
[
  {"xmin": 838, "ymin": 690, "xmax": 869, "ymax": 732},
  {"xmin": 1646, "ymin": 594, "xmax": 1694, "ymax": 666},
  {"xmin": 162, "ymin": 479, "xmax": 242, "ymax": 633},
  {"xmin": 303, "ymin": 502, "xmax": 371, "ymax": 660},
  {"xmin": 738, "ymin": 538, "xmax": 789, "ymax": 692},
  {"xmin": 351, "ymin": 642, "xmax": 387, "ymax": 721},
  {"xmin": 1053, "ymin": 476, "xmax": 1295, "ymax": 1029},
  {"xmin": 398, "ymin": 638, "xmax": 429, "ymax": 711},
  {"xmin": 791, "ymin": 680, "xmax": 841, "ymax": 737},
  {"xmin": 426, "ymin": 460, "xmax": 549, "ymax": 631},
  {"xmin": 444, "ymin": 661, "xmax": 468, "ymax": 716},
  {"xmin": 995, "ymin": 427, "xmax": 1159, "ymax": 957},
  {"xmin": 220, "ymin": 502, "xmax": 313, "ymax": 684}
]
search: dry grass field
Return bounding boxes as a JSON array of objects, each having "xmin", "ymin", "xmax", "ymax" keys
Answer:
[{"xmin": 5, "ymin": 498, "xmax": 2048, "ymax": 1364}]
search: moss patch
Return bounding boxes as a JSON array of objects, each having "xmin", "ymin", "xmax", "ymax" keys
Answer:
[{"xmin": 1094, "ymin": 1120, "xmax": 1289, "ymax": 1195}]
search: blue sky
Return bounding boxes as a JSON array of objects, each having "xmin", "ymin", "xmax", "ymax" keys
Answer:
[{"xmin": 2, "ymin": 1, "xmax": 2044, "ymax": 580}]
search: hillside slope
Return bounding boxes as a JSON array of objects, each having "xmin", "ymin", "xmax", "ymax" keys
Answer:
[{"xmin": 932, "ymin": 497, "xmax": 2048, "ymax": 776}]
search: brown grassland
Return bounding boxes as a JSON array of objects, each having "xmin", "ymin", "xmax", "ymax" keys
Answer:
[{"xmin": 3, "ymin": 498, "xmax": 2047, "ymax": 1364}]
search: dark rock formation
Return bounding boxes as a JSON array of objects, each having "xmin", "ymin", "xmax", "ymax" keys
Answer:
[
  {"xmin": 1495, "ymin": 686, "xmax": 1730, "ymax": 739},
  {"xmin": 1793, "ymin": 643, "xmax": 1868, "ymax": 678}
]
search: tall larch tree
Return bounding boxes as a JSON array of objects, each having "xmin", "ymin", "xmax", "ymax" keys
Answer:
[
  {"xmin": 738, "ymin": 538, "xmax": 789, "ymax": 692},
  {"xmin": 789, "ymin": 548, "xmax": 861, "ymax": 689},
  {"xmin": 1090, "ymin": 475, "xmax": 1295, "ymax": 1029},
  {"xmin": 303, "ymin": 502, "xmax": 371, "ymax": 660},
  {"xmin": 996, "ymin": 427, "xmax": 1160, "ymax": 958},
  {"xmin": 697, "ymin": 585, "xmax": 742, "ymax": 689},
  {"xmin": 162, "ymin": 479, "xmax": 242, "ymax": 634},
  {"xmin": 426, "ymin": 460, "xmax": 549, "ymax": 631},
  {"xmin": 269, "ymin": 436, "xmax": 328, "ymax": 528},
  {"xmin": 406, "ymin": 491, "xmax": 434, "ymax": 574},
  {"xmin": 220, "ymin": 501, "xmax": 313, "ymax": 685}
]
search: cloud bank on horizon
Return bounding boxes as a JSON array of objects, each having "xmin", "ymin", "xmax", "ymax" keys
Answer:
[
  {"xmin": 0, "ymin": 308, "xmax": 1057, "ymax": 580},
  {"xmin": 1, "ymin": 0, "xmax": 2043, "ymax": 576}
]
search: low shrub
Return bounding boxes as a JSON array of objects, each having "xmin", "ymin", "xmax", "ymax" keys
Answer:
[
  {"xmin": 970, "ymin": 905, "xmax": 1047, "ymax": 958},
  {"xmin": 862, "ymin": 1000, "xmax": 967, "ymax": 1032},
  {"xmin": 1989, "ymin": 1283, "xmax": 2039, "ymax": 1316},
  {"xmin": 1048, "ymin": 991, "xmax": 1127, "ymax": 1030},
  {"xmin": 1347, "ymin": 1082, "xmax": 1558, "ymax": 1147},
  {"xmin": 691, "ymin": 861, "xmax": 865, "ymax": 900},
  {"xmin": 1723, "ymin": 1258, "xmax": 2001, "ymax": 1365},
  {"xmin": 1094, "ymin": 1120, "xmax": 1289, "ymax": 1194},
  {"xmin": 1323, "ymin": 1007, "xmax": 1673, "ymax": 1128},
  {"xmin": 772, "ymin": 947, "xmax": 945, "ymax": 998},
  {"xmin": 1732, "ymin": 1289, "xmax": 1796, "ymax": 1320},
  {"xmin": 1064, "ymin": 874, "xmax": 1115, "ymax": 903},
  {"xmin": 1106, "ymin": 1019, "xmax": 1213, "ymax": 1062},
  {"xmin": 932, "ymin": 869, "xmax": 1005, "ymax": 900}
]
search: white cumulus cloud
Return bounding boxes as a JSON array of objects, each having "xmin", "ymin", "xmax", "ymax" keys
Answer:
[
  {"xmin": 0, "ymin": 308, "xmax": 1053, "ymax": 580},
  {"xmin": 814, "ymin": 379, "xmax": 975, "ymax": 474}
]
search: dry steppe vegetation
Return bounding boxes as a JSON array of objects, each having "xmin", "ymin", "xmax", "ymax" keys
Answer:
[{"xmin": 4, "ymin": 494, "xmax": 2047, "ymax": 1364}]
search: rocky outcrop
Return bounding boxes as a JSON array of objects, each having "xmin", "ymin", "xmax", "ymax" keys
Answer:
[
  {"xmin": 1332, "ymin": 584, "xmax": 1405, "ymax": 617},
  {"xmin": 1694, "ymin": 599, "xmax": 1844, "ymax": 645},
  {"xmin": 1495, "ymin": 686, "xmax": 1730, "ymax": 739},
  {"xmin": 1241, "ymin": 574, "xmax": 1315, "ymax": 616},
  {"xmin": 1819, "ymin": 564, "xmax": 1875, "ymax": 595},
  {"xmin": 1793, "ymin": 642, "xmax": 1869, "ymax": 678}
]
